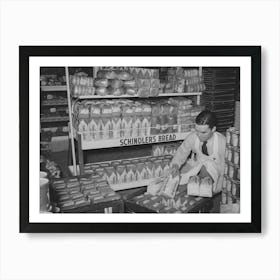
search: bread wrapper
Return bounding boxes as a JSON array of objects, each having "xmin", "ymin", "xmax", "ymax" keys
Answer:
[
  {"xmin": 147, "ymin": 177, "xmax": 166, "ymax": 196},
  {"xmin": 161, "ymin": 174, "xmax": 180, "ymax": 198},
  {"xmin": 199, "ymin": 177, "xmax": 213, "ymax": 197},
  {"xmin": 187, "ymin": 175, "xmax": 200, "ymax": 196}
]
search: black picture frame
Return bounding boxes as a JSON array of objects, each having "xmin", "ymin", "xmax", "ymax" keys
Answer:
[{"xmin": 20, "ymin": 46, "xmax": 261, "ymax": 233}]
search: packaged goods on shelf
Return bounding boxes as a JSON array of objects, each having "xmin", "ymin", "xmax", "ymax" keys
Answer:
[
  {"xmin": 40, "ymin": 74, "xmax": 66, "ymax": 86},
  {"xmin": 72, "ymin": 85, "xmax": 95, "ymax": 96},
  {"xmin": 126, "ymin": 68, "xmax": 160, "ymax": 97},
  {"xmin": 226, "ymin": 127, "xmax": 240, "ymax": 147},
  {"xmin": 221, "ymin": 127, "xmax": 240, "ymax": 209},
  {"xmin": 41, "ymin": 126, "xmax": 69, "ymax": 139},
  {"xmin": 70, "ymin": 74, "xmax": 95, "ymax": 97},
  {"xmin": 159, "ymin": 67, "xmax": 205, "ymax": 94},
  {"xmin": 40, "ymin": 141, "xmax": 51, "ymax": 152},
  {"xmin": 122, "ymin": 104, "xmax": 134, "ymax": 138},
  {"xmin": 50, "ymin": 174, "xmax": 122, "ymax": 213},
  {"xmin": 71, "ymin": 75, "xmax": 94, "ymax": 87},
  {"xmin": 72, "ymin": 97, "xmax": 202, "ymax": 141},
  {"xmin": 79, "ymin": 155, "xmax": 173, "ymax": 186},
  {"xmin": 152, "ymin": 142, "xmax": 181, "ymax": 156}
]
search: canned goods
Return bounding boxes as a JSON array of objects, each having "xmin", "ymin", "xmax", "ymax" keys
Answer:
[
  {"xmin": 221, "ymin": 191, "xmax": 227, "ymax": 204},
  {"xmin": 227, "ymin": 148, "xmax": 233, "ymax": 162},
  {"xmin": 224, "ymin": 163, "xmax": 228, "ymax": 176},
  {"xmin": 126, "ymin": 164, "xmax": 137, "ymax": 182},
  {"xmin": 226, "ymin": 130, "xmax": 231, "ymax": 144},
  {"xmin": 237, "ymin": 167, "xmax": 240, "ymax": 181},
  {"xmin": 235, "ymin": 181, "xmax": 240, "ymax": 197},
  {"xmin": 227, "ymin": 193, "xmax": 233, "ymax": 204},
  {"xmin": 226, "ymin": 179, "xmax": 232, "ymax": 192},
  {"xmin": 231, "ymin": 181, "xmax": 237, "ymax": 196},
  {"xmin": 228, "ymin": 163, "xmax": 235, "ymax": 178},
  {"xmin": 222, "ymin": 176, "xmax": 228, "ymax": 189},
  {"xmin": 232, "ymin": 131, "xmax": 240, "ymax": 147},
  {"xmin": 233, "ymin": 148, "xmax": 240, "ymax": 165},
  {"xmin": 225, "ymin": 148, "xmax": 229, "ymax": 160}
]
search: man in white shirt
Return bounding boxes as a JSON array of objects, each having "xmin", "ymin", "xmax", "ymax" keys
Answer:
[{"xmin": 170, "ymin": 110, "xmax": 226, "ymax": 193}]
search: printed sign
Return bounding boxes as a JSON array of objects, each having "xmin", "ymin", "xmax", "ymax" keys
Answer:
[{"xmin": 120, "ymin": 134, "xmax": 177, "ymax": 146}]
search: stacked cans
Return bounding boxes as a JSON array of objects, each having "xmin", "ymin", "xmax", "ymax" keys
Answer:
[{"xmin": 222, "ymin": 127, "xmax": 240, "ymax": 205}]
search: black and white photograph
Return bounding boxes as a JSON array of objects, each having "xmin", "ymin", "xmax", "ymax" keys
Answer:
[{"xmin": 20, "ymin": 46, "xmax": 260, "ymax": 233}]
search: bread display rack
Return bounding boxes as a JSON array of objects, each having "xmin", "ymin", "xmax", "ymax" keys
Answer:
[{"xmin": 65, "ymin": 67, "xmax": 204, "ymax": 191}]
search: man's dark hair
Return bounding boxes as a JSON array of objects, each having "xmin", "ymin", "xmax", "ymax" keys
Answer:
[{"xmin": 195, "ymin": 110, "xmax": 217, "ymax": 129}]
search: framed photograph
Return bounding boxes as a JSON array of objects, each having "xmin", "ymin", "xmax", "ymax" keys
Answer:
[{"xmin": 20, "ymin": 46, "xmax": 261, "ymax": 233}]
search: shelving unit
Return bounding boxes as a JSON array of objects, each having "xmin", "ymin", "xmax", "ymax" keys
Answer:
[
  {"xmin": 40, "ymin": 72, "xmax": 69, "ymax": 152},
  {"xmin": 41, "ymin": 85, "xmax": 67, "ymax": 92},
  {"xmin": 65, "ymin": 67, "xmax": 204, "ymax": 187}
]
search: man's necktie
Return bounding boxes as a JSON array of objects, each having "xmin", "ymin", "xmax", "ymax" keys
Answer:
[{"xmin": 202, "ymin": 141, "xmax": 208, "ymax": 156}]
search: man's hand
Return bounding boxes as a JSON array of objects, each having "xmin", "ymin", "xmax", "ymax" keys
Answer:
[{"xmin": 170, "ymin": 164, "xmax": 180, "ymax": 177}]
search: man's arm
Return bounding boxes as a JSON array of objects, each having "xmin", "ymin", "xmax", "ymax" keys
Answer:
[{"xmin": 170, "ymin": 132, "xmax": 195, "ymax": 169}]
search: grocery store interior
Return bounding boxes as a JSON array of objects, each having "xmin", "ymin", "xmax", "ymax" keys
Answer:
[{"xmin": 40, "ymin": 66, "xmax": 240, "ymax": 214}]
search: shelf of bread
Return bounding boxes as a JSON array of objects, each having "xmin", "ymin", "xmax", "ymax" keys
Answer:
[
  {"xmin": 68, "ymin": 154, "xmax": 174, "ymax": 191},
  {"xmin": 68, "ymin": 165, "xmax": 153, "ymax": 191},
  {"xmin": 75, "ymin": 131, "xmax": 191, "ymax": 150},
  {"xmin": 41, "ymin": 85, "xmax": 67, "ymax": 92}
]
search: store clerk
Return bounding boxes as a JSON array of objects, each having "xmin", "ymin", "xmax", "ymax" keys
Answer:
[{"xmin": 170, "ymin": 110, "xmax": 226, "ymax": 193}]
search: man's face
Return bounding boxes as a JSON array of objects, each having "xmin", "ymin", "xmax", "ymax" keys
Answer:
[{"xmin": 195, "ymin": 124, "xmax": 215, "ymax": 142}]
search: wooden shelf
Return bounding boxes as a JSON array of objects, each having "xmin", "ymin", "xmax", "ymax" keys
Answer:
[
  {"xmin": 41, "ymin": 99, "xmax": 68, "ymax": 106},
  {"xmin": 40, "ymin": 116, "xmax": 69, "ymax": 122},
  {"xmin": 73, "ymin": 92, "xmax": 202, "ymax": 99},
  {"xmin": 41, "ymin": 85, "xmax": 67, "ymax": 92}
]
